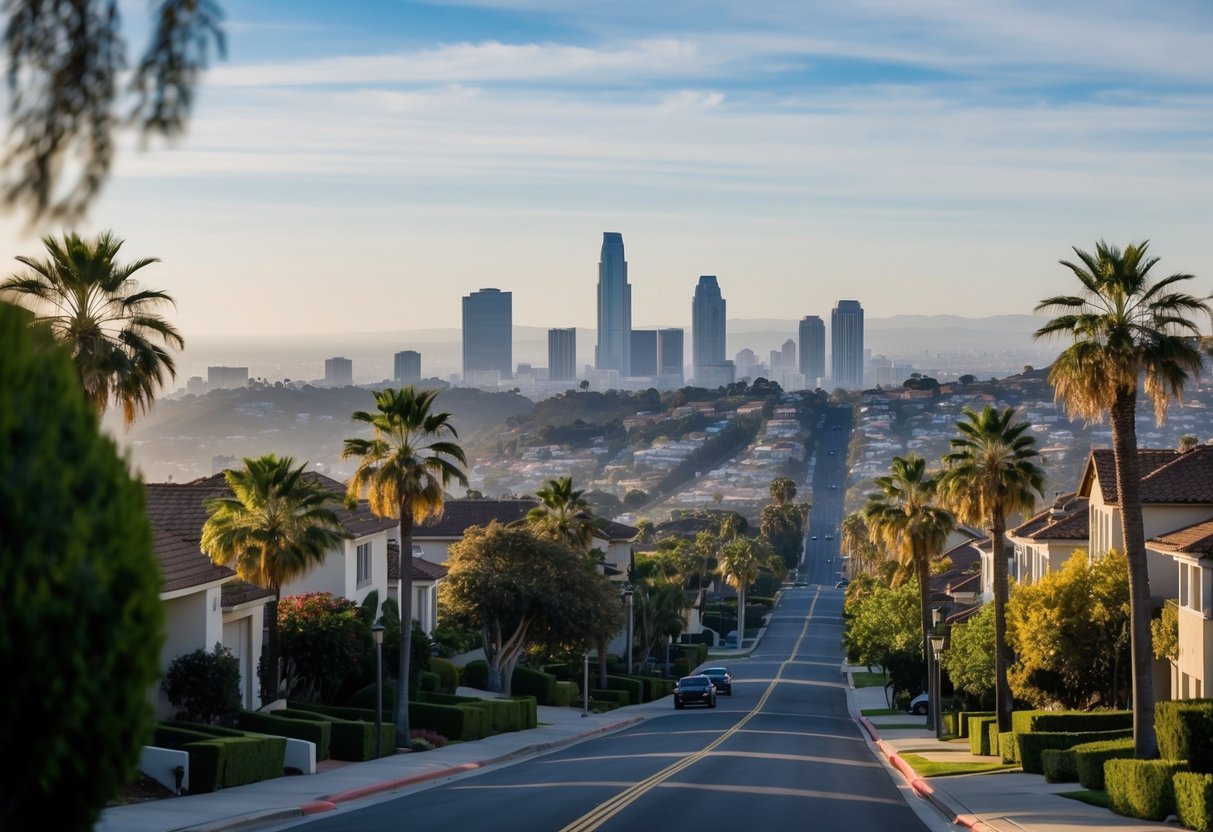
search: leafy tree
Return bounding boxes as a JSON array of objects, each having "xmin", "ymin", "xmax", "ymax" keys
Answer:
[
  {"xmin": 1152, "ymin": 601, "xmax": 1179, "ymax": 663},
  {"xmin": 200, "ymin": 454, "xmax": 348, "ymax": 704},
  {"xmin": 843, "ymin": 580, "xmax": 924, "ymax": 705},
  {"xmin": 633, "ymin": 582, "xmax": 687, "ymax": 664},
  {"xmin": 1, "ymin": 231, "xmax": 183, "ymax": 424},
  {"xmin": 0, "ymin": 302, "xmax": 163, "ymax": 831},
  {"xmin": 959, "ymin": 374, "xmax": 977, "ymax": 386},
  {"xmin": 939, "ymin": 406, "xmax": 1044, "ymax": 732},
  {"xmin": 162, "ymin": 644, "xmax": 241, "ymax": 725},
  {"xmin": 760, "ymin": 501, "xmax": 808, "ymax": 569},
  {"xmin": 523, "ymin": 476, "xmax": 598, "ymax": 551},
  {"xmin": 1034, "ymin": 240, "xmax": 1209, "ymax": 756},
  {"xmin": 939, "ymin": 605, "xmax": 995, "ymax": 707},
  {"xmin": 623, "ymin": 488, "xmax": 648, "ymax": 510},
  {"xmin": 343, "ymin": 386, "xmax": 467, "ymax": 739},
  {"xmin": 279, "ymin": 593, "xmax": 368, "ymax": 704}
]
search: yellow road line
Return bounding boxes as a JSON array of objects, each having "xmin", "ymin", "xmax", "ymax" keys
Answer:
[{"xmin": 559, "ymin": 587, "xmax": 822, "ymax": 832}]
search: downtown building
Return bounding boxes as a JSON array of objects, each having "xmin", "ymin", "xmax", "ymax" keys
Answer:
[
  {"xmin": 207, "ymin": 366, "xmax": 248, "ymax": 390},
  {"xmin": 692, "ymin": 275, "xmax": 734, "ymax": 389},
  {"xmin": 548, "ymin": 328, "xmax": 577, "ymax": 383},
  {"xmin": 831, "ymin": 300, "xmax": 864, "ymax": 390},
  {"xmin": 394, "ymin": 350, "xmax": 421, "ymax": 384},
  {"xmin": 324, "ymin": 356, "xmax": 353, "ymax": 386},
  {"xmin": 596, "ymin": 232, "xmax": 632, "ymax": 376},
  {"xmin": 799, "ymin": 315, "xmax": 826, "ymax": 386},
  {"xmin": 462, "ymin": 287, "xmax": 512, "ymax": 384}
]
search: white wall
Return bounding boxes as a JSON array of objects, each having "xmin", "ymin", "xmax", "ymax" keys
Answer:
[{"xmin": 157, "ymin": 586, "xmax": 223, "ymax": 718}]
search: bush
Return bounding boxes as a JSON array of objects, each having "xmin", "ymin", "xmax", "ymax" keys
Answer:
[
  {"xmin": 553, "ymin": 680, "xmax": 579, "ymax": 707},
  {"xmin": 998, "ymin": 731, "xmax": 1019, "ymax": 764},
  {"xmin": 1011, "ymin": 709, "xmax": 1132, "ymax": 735},
  {"xmin": 408, "ymin": 701, "xmax": 487, "ymax": 742},
  {"xmin": 1106, "ymin": 758, "xmax": 1189, "ymax": 821},
  {"xmin": 1074, "ymin": 737, "xmax": 1135, "ymax": 790},
  {"xmin": 409, "ymin": 728, "xmax": 448, "ymax": 750},
  {"xmin": 157, "ymin": 722, "xmax": 286, "ymax": 791},
  {"xmin": 430, "ymin": 658, "xmax": 459, "ymax": 694},
  {"xmin": 969, "ymin": 716, "xmax": 997, "ymax": 755},
  {"xmin": 987, "ymin": 723, "xmax": 1003, "ymax": 761},
  {"xmin": 464, "ymin": 660, "xmax": 490, "ymax": 690},
  {"xmin": 512, "ymin": 666, "xmax": 558, "ymax": 704},
  {"xmin": 278, "ymin": 593, "xmax": 367, "ymax": 704},
  {"xmin": 957, "ymin": 711, "xmax": 994, "ymax": 739},
  {"xmin": 591, "ymin": 689, "xmax": 630, "ymax": 706},
  {"xmin": 1017, "ymin": 729, "xmax": 1133, "ymax": 775},
  {"xmin": 1157, "ymin": 700, "xmax": 1213, "ymax": 773},
  {"xmin": 419, "ymin": 670, "xmax": 442, "ymax": 693},
  {"xmin": 1042, "ymin": 749, "xmax": 1078, "ymax": 783},
  {"xmin": 277, "ymin": 707, "xmax": 396, "ymax": 760},
  {"xmin": 513, "ymin": 695, "xmax": 539, "ymax": 729},
  {"xmin": 163, "ymin": 645, "xmax": 242, "ymax": 726},
  {"xmin": 1175, "ymin": 772, "xmax": 1213, "ymax": 832},
  {"xmin": 237, "ymin": 710, "xmax": 332, "ymax": 760},
  {"xmin": 0, "ymin": 305, "xmax": 164, "ymax": 832},
  {"xmin": 606, "ymin": 675, "xmax": 645, "ymax": 705}
]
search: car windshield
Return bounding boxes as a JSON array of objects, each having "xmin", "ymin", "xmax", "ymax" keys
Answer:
[
  {"xmin": 703, "ymin": 668, "xmax": 727, "ymax": 676},
  {"xmin": 679, "ymin": 677, "xmax": 710, "ymax": 688}
]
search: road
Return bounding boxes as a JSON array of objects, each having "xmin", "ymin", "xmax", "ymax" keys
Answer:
[
  {"xmin": 273, "ymin": 586, "xmax": 927, "ymax": 832},
  {"xmin": 800, "ymin": 405, "xmax": 854, "ymax": 587}
]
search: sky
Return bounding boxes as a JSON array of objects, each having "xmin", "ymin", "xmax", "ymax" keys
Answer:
[{"xmin": 2, "ymin": 0, "xmax": 1213, "ymax": 339}]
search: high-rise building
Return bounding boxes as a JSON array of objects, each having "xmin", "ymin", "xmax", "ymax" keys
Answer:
[
  {"xmin": 692, "ymin": 275, "xmax": 727, "ymax": 385},
  {"xmin": 548, "ymin": 328, "xmax": 576, "ymax": 382},
  {"xmin": 596, "ymin": 232, "xmax": 632, "ymax": 374},
  {"xmin": 658, "ymin": 328, "xmax": 684, "ymax": 386},
  {"xmin": 394, "ymin": 350, "xmax": 421, "ymax": 384},
  {"xmin": 630, "ymin": 330, "xmax": 658, "ymax": 377},
  {"xmin": 781, "ymin": 339, "xmax": 796, "ymax": 370},
  {"xmin": 207, "ymin": 366, "xmax": 248, "ymax": 390},
  {"xmin": 462, "ymin": 288, "xmax": 512, "ymax": 380},
  {"xmin": 325, "ymin": 356, "xmax": 353, "ymax": 386},
  {"xmin": 831, "ymin": 300, "xmax": 864, "ymax": 389},
  {"xmin": 798, "ymin": 315, "xmax": 825, "ymax": 384}
]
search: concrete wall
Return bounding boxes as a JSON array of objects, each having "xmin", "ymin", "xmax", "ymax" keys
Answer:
[{"xmin": 157, "ymin": 586, "xmax": 223, "ymax": 718}]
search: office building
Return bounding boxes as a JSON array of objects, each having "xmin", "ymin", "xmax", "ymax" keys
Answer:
[
  {"xmin": 692, "ymin": 275, "xmax": 727, "ymax": 385},
  {"xmin": 831, "ymin": 300, "xmax": 865, "ymax": 390},
  {"xmin": 548, "ymin": 328, "xmax": 576, "ymax": 382},
  {"xmin": 207, "ymin": 366, "xmax": 248, "ymax": 390},
  {"xmin": 596, "ymin": 232, "xmax": 632, "ymax": 374},
  {"xmin": 798, "ymin": 316, "xmax": 826, "ymax": 384},
  {"xmin": 394, "ymin": 350, "xmax": 421, "ymax": 384},
  {"xmin": 325, "ymin": 356, "xmax": 353, "ymax": 386},
  {"xmin": 658, "ymin": 328, "xmax": 684, "ymax": 386},
  {"xmin": 630, "ymin": 330, "xmax": 658, "ymax": 377},
  {"xmin": 698, "ymin": 361, "xmax": 736, "ymax": 390},
  {"xmin": 462, "ymin": 288, "xmax": 512, "ymax": 381}
]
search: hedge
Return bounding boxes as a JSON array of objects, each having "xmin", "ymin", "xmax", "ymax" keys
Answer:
[
  {"xmin": 590, "ymin": 689, "xmax": 630, "ymax": 706},
  {"xmin": 1176, "ymin": 772, "xmax": 1213, "ymax": 832},
  {"xmin": 152, "ymin": 726, "xmax": 225, "ymax": 794},
  {"xmin": 1016, "ymin": 729, "xmax": 1133, "ymax": 775},
  {"xmin": 606, "ymin": 676, "xmax": 644, "ymax": 705},
  {"xmin": 418, "ymin": 692, "xmax": 535, "ymax": 734},
  {"xmin": 512, "ymin": 667, "xmax": 558, "ymax": 705},
  {"xmin": 1074, "ymin": 737, "xmax": 1135, "ymax": 790},
  {"xmin": 430, "ymin": 658, "xmax": 459, "ymax": 694},
  {"xmin": 464, "ymin": 660, "xmax": 490, "ymax": 690},
  {"xmin": 237, "ymin": 710, "xmax": 332, "ymax": 761},
  {"xmin": 1157, "ymin": 700, "xmax": 1213, "ymax": 773},
  {"xmin": 553, "ymin": 681, "xmax": 579, "ymax": 707},
  {"xmin": 418, "ymin": 670, "xmax": 442, "ymax": 694},
  {"xmin": 957, "ymin": 711, "xmax": 993, "ymax": 740},
  {"xmin": 409, "ymin": 701, "xmax": 488, "ymax": 741},
  {"xmin": 998, "ymin": 731, "xmax": 1019, "ymax": 764},
  {"xmin": 277, "ymin": 708, "xmax": 395, "ymax": 761},
  {"xmin": 155, "ymin": 723, "xmax": 286, "ymax": 792},
  {"xmin": 1106, "ymin": 758, "xmax": 1189, "ymax": 821},
  {"xmin": 969, "ymin": 716, "xmax": 998, "ymax": 756},
  {"xmin": 671, "ymin": 643, "xmax": 708, "ymax": 668},
  {"xmin": 1011, "ymin": 709, "xmax": 1132, "ymax": 735},
  {"xmin": 1041, "ymin": 749, "xmax": 1078, "ymax": 783},
  {"xmin": 513, "ymin": 695, "xmax": 539, "ymax": 729}
]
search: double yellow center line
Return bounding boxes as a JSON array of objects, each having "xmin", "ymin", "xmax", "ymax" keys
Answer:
[{"xmin": 560, "ymin": 587, "xmax": 821, "ymax": 832}]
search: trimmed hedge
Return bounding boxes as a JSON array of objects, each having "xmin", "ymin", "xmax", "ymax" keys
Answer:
[
  {"xmin": 553, "ymin": 681, "xmax": 579, "ymax": 707},
  {"xmin": 512, "ymin": 667, "xmax": 558, "ymax": 705},
  {"xmin": 464, "ymin": 660, "xmax": 490, "ymax": 690},
  {"xmin": 513, "ymin": 695, "xmax": 539, "ymax": 729},
  {"xmin": 998, "ymin": 731, "xmax": 1019, "ymax": 764},
  {"xmin": 986, "ymin": 724, "xmax": 1003, "ymax": 762},
  {"xmin": 156, "ymin": 722, "xmax": 286, "ymax": 792},
  {"xmin": 237, "ymin": 710, "xmax": 331, "ymax": 760},
  {"xmin": 278, "ymin": 708, "xmax": 396, "ymax": 760},
  {"xmin": 1106, "ymin": 758, "xmax": 1189, "ymax": 821},
  {"xmin": 430, "ymin": 658, "xmax": 459, "ymax": 694},
  {"xmin": 671, "ymin": 643, "xmax": 709, "ymax": 667},
  {"xmin": 409, "ymin": 701, "xmax": 487, "ymax": 741},
  {"xmin": 418, "ymin": 670, "xmax": 442, "ymax": 694},
  {"xmin": 1074, "ymin": 737, "xmax": 1135, "ymax": 790},
  {"xmin": 957, "ymin": 711, "xmax": 993, "ymax": 739},
  {"xmin": 1011, "ymin": 709, "xmax": 1132, "ymax": 735},
  {"xmin": 1041, "ymin": 749, "xmax": 1078, "ymax": 783},
  {"xmin": 1016, "ymin": 729, "xmax": 1133, "ymax": 775},
  {"xmin": 1176, "ymin": 772, "xmax": 1213, "ymax": 832},
  {"xmin": 606, "ymin": 675, "xmax": 644, "ymax": 705},
  {"xmin": 418, "ymin": 692, "xmax": 535, "ymax": 734},
  {"xmin": 590, "ymin": 689, "xmax": 629, "ymax": 706},
  {"xmin": 970, "ymin": 716, "xmax": 998, "ymax": 756},
  {"xmin": 1157, "ymin": 700, "xmax": 1213, "ymax": 773}
]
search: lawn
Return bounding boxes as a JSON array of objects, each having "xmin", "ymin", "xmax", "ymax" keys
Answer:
[
  {"xmin": 1059, "ymin": 790, "xmax": 1110, "ymax": 809},
  {"xmin": 861, "ymin": 708, "xmax": 903, "ymax": 716},
  {"xmin": 851, "ymin": 671, "xmax": 886, "ymax": 689},
  {"xmin": 899, "ymin": 752, "xmax": 1018, "ymax": 777}
]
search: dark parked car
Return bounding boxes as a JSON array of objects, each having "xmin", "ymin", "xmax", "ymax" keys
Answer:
[
  {"xmin": 674, "ymin": 675, "xmax": 717, "ymax": 709},
  {"xmin": 701, "ymin": 666, "xmax": 732, "ymax": 695}
]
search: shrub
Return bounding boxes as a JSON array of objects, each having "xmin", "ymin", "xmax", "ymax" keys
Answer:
[
  {"xmin": 410, "ymin": 728, "xmax": 448, "ymax": 749},
  {"xmin": 408, "ymin": 701, "xmax": 487, "ymax": 742},
  {"xmin": 1074, "ymin": 737, "xmax": 1135, "ymax": 790},
  {"xmin": 278, "ymin": 593, "xmax": 367, "ymax": 704},
  {"xmin": 1175, "ymin": 772, "xmax": 1213, "ymax": 832},
  {"xmin": 998, "ymin": 731, "xmax": 1019, "ymax": 764},
  {"xmin": 606, "ymin": 675, "xmax": 645, "ymax": 705},
  {"xmin": 430, "ymin": 658, "xmax": 459, "ymax": 694},
  {"xmin": 1157, "ymin": 700, "xmax": 1213, "ymax": 773},
  {"xmin": 158, "ymin": 722, "xmax": 286, "ymax": 790},
  {"xmin": 1017, "ymin": 729, "xmax": 1133, "ymax": 775},
  {"xmin": 1011, "ymin": 709, "xmax": 1132, "ymax": 735},
  {"xmin": 957, "ymin": 711, "xmax": 994, "ymax": 739},
  {"xmin": 554, "ymin": 680, "xmax": 579, "ymax": 707},
  {"xmin": 0, "ymin": 305, "xmax": 164, "ymax": 832},
  {"xmin": 163, "ymin": 645, "xmax": 242, "ymax": 725},
  {"xmin": 464, "ymin": 660, "xmax": 490, "ymax": 690},
  {"xmin": 512, "ymin": 666, "xmax": 558, "ymax": 704},
  {"xmin": 969, "ymin": 716, "xmax": 997, "ymax": 755},
  {"xmin": 237, "ymin": 710, "xmax": 332, "ymax": 760},
  {"xmin": 419, "ymin": 670, "xmax": 442, "ymax": 693},
  {"xmin": 1105, "ymin": 758, "xmax": 1189, "ymax": 821},
  {"xmin": 987, "ymin": 723, "xmax": 1003, "ymax": 761},
  {"xmin": 277, "ymin": 708, "xmax": 396, "ymax": 760},
  {"xmin": 513, "ymin": 695, "xmax": 538, "ymax": 729},
  {"xmin": 591, "ymin": 689, "xmax": 630, "ymax": 706},
  {"xmin": 1042, "ymin": 749, "xmax": 1078, "ymax": 783}
]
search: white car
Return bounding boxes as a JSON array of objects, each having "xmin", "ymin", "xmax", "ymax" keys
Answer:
[{"xmin": 908, "ymin": 692, "xmax": 929, "ymax": 715}]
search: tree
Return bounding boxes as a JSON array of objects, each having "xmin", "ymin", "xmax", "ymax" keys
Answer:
[
  {"xmin": 1, "ymin": 230, "xmax": 183, "ymax": 424},
  {"xmin": 769, "ymin": 477, "xmax": 797, "ymax": 505},
  {"xmin": 760, "ymin": 500, "xmax": 808, "ymax": 570},
  {"xmin": 278, "ymin": 593, "xmax": 368, "ymax": 705},
  {"xmin": 623, "ymin": 488, "xmax": 648, "ymax": 510},
  {"xmin": 718, "ymin": 537, "xmax": 763, "ymax": 641},
  {"xmin": 938, "ymin": 406, "xmax": 1044, "ymax": 732},
  {"xmin": 1034, "ymin": 240, "xmax": 1210, "ymax": 757},
  {"xmin": 523, "ymin": 476, "xmax": 598, "ymax": 551},
  {"xmin": 843, "ymin": 580, "xmax": 924, "ymax": 706},
  {"xmin": 343, "ymin": 386, "xmax": 467, "ymax": 738},
  {"xmin": 863, "ymin": 454, "xmax": 955, "ymax": 708},
  {"xmin": 201, "ymin": 454, "xmax": 348, "ymax": 704},
  {"xmin": 940, "ymin": 605, "xmax": 995, "ymax": 707},
  {"xmin": 3, "ymin": 0, "xmax": 225, "ymax": 222},
  {"xmin": 959, "ymin": 374, "xmax": 977, "ymax": 386},
  {"xmin": 633, "ymin": 582, "xmax": 687, "ymax": 664},
  {"xmin": 162, "ymin": 644, "xmax": 241, "ymax": 725},
  {"xmin": 1, "ymin": 302, "xmax": 163, "ymax": 831}
]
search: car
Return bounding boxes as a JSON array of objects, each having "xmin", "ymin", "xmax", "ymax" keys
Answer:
[
  {"xmin": 674, "ymin": 675, "xmax": 717, "ymax": 709},
  {"xmin": 908, "ymin": 692, "xmax": 929, "ymax": 715},
  {"xmin": 794, "ymin": 580, "xmax": 808, "ymax": 587},
  {"xmin": 810, "ymin": 535, "xmax": 818, "ymax": 540},
  {"xmin": 829, "ymin": 450, "xmax": 836, "ymax": 455},
  {"xmin": 834, "ymin": 579, "xmax": 849, "ymax": 589},
  {"xmin": 824, "ymin": 534, "xmax": 833, "ymax": 540},
  {"xmin": 701, "ymin": 666, "xmax": 733, "ymax": 695}
]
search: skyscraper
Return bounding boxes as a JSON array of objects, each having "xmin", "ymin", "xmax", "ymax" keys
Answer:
[
  {"xmin": 798, "ymin": 315, "xmax": 825, "ymax": 383},
  {"xmin": 207, "ymin": 366, "xmax": 248, "ymax": 390},
  {"xmin": 658, "ymin": 328, "xmax": 684, "ymax": 386},
  {"xmin": 394, "ymin": 350, "xmax": 421, "ymax": 384},
  {"xmin": 324, "ymin": 356, "xmax": 353, "ymax": 386},
  {"xmin": 462, "ymin": 288, "xmax": 512, "ymax": 380},
  {"xmin": 548, "ymin": 328, "xmax": 576, "ymax": 382},
  {"xmin": 831, "ymin": 300, "xmax": 864, "ymax": 389},
  {"xmin": 596, "ymin": 232, "xmax": 632, "ymax": 374},
  {"xmin": 630, "ymin": 330, "xmax": 658, "ymax": 377},
  {"xmin": 692, "ymin": 275, "xmax": 727, "ymax": 385}
]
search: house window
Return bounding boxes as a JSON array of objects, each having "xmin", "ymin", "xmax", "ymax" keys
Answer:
[
  {"xmin": 357, "ymin": 542, "xmax": 372, "ymax": 587},
  {"xmin": 1178, "ymin": 562, "xmax": 1211, "ymax": 617}
]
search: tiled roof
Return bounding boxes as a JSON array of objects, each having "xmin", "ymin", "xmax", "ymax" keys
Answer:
[
  {"xmin": 221, "ymin": 580, "xmax": 274, "ymax": 607},
  {"xmin": 946, "ymin": 602, "xmax": 984, "ymax": 625},
  {"xmin": 1010, "ymin": 493, "xmax": 1089, "ymax": 541},
  {"xmin": 413, "ymin": 499, "xmax": 538, "ymax": 537},
  {"xmin": 931, "ymin": 539, "xmax": 982, "ymax": 594},
  {"xmin": 1139, "ymin": 447, "xmax": 1213, "ymax": 504},
  {"xmin": 155, "ymin": 527, "xmax": 234, "ymax": 593},
  {"xmin": 1081, "ymin": 449, "xmax": 1181, "ymax": 504},
  {"xmin": 1148, "ymin": 518, "xmax": 1213, "ymax": 557},
  {"xmin": 596, "ymin": 520, "xmax": 639, "ymax": 542},
  {"xmin": 386, "ymin": 540, "xmax": 448, "ymax": 582}
]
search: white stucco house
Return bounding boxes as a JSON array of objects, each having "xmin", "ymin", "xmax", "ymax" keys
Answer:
[
  {"xmin": 1147, "ymin": 520, "xmax": 1213, "ymax": 701},
  {"xmin": 1006, "ymin": 493, "xmax": 1089, "ymax": 586}
]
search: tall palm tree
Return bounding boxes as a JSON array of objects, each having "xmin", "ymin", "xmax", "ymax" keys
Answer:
[
  {"xmin": 201, "ymin": 455, "xmax": 348, "ymax": 704},
  {"xmin": 939, "ymin": 406, "xmax": 1044, "ymax": 733},
  {"xmin": 634, "ymin": 582, "xmax": 687, "ymax": 664},
  {"xmin": 841, "ymin": 512, "xmax": 878, "ymax": 576},
  {"xmin": 342, "ymin": 387, "xmax": 467, "ymax": 740},
  {"xmin": 522, "ymin": 476, "xmax": 598, "ymax": 551},
  {"xmin": 1035, "ymin": 240, "xmax": 1210, "ymax": 757},
  {"xmin": 0, "ymin": 230, "xmax": 182, "ymax": 424},
  {"xmin": 769, "ymin": 477, "xmax": 797, "ymax": 506},
  {"xmin": 864, "ymin": 454, "xmax": 956, "ymax": 719},
  {"xmin": 718, "ymin": 538, "xmax": 763, "ymax": 646}
]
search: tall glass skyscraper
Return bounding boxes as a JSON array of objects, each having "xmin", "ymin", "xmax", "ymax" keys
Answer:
[
  {"xmin": 798, "ymin": 315, "xmax": 825, "ymax": 384},
  {"xmin": 692, "ymin": 275, "xmax": 728, "ymax": 385},
  {"xmin": 462, "ymin": 288, "xmax": 512, "ymax": 380},
  {"xmin": 831, "ymin": 300, "xmax": 864, "ymax": 389},
  {"xmin": 596, "ymin": 232, "xmax": 632, "ymax": 374},
  {"xmin": 394, "ymin": 350, "xmax": 421, "ymax": 384},
  {"xmin": 548, "ymin": 328, "xmax": 576, "ymax": 382}
]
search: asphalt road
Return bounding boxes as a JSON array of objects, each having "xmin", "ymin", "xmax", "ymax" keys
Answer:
[
  {"xmin": 801, "ymin": 405, "xmax": 854, "ymax": 587},
  {"xmin": 277, "ymin": 586, "xmax": 926, "ymax": 832}
]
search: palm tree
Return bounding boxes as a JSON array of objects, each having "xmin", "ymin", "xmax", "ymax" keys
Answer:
[
  {"xmin": 201, "ymin": 455, "xmax": 348, "ymax": 704},
  {"xmin": 939, "ymin": 406, "xmax": 1044, "ymax": 733},
  {"xmin": 0, "ymin": 230, "xmax": 182, "ymax": 424},
  {"xmin": 1034, "ymin": 240, "xmax": 1210, "ymax": 757},
  {"xmin": 718, "ymin": 537, "xmax": 763, "ymax": 646},
  {"xmin": 841, "ymin": 512, "xmax": 878, "ymax": 576},
  {"xmin": 343, "ymin": 387, "xmax": 467, "ymax": 740},
  {"xmin": 769, "ymin": 477, "xmax": 797, "ymax": 506},
  {"xmin": 522, "ymin": 476, "xmax": 598, "ymax": 551},
  {"xmin": 634, "ymin": 582, "xmax": 687, "ymax": 665},
  {"xmin": 864, "ymin": 455, "xmax": 956, "ymax": 719}
]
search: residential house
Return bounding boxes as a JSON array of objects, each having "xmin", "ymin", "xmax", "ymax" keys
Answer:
[
  {"xmin": 387, "ymin": 540, "xmax": 448, "ymax": 635},
  {"xmin": 1006, "ymin": 493, "xmax": 1089, "ymax": 585},
  {"xmin": 1147, "ymin": 520, "xmax": 1213, "ymax": 700}
]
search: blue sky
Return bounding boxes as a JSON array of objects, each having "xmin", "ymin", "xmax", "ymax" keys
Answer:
[{"xmin": 3, "ymin": 0, "xmax": 1212, "ymax": 337}]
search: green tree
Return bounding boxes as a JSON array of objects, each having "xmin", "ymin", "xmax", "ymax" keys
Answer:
[
  {"xmin": 760, "ymin": 500, "xmax": 808, "ymax": 570},
  {"xmin": 1034, "ymin": 240, "xmax": 1209, "ymax": 757},
  {"xmin": 718, "ymin": 537, "xmax": 763, "ymax": 641},
  {"xmin": 939, "ymin": 605, "xmax": 995, "ymax": 707},
  {"xmin": 633, "ymin": 582, "xmax": 687, "ymax": 665},
  {"xmin": 523, "ymin": 476, "xmax": 598, "ymax": 551},
  {"xmin": 162, "ymin": 644, "xmax": 241, "ymax": 725},
  {"xmin": 342, "ymin": 386, "xmax": 467, "ymax": 739},
  {"xmin": 938, "ymin": 406, "xmax": 1044, "ymax": 732},
  {"xmin": 0, "ymin": 302, "xmax": 163, "ymax": 831},
  {"xmin": 1, "ymin": 230, "xmax": 183, "ymax": 424},
  {"xmin": 843, "ymin": 580, "xmax": 924, "ymax": 705},
  {"xmin": 200, "ymin": 454, "xmax": 347, "ymax": 704},
  {"xmin": 278, "ymin": 593, "xmax": 368, "ymax": 704},
  {"xmin": 769, "ymin": 477, "xmax": 797, "ymax": 505}
]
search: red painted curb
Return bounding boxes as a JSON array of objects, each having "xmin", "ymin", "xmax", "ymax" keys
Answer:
[
  {"xmin": 322, "ymin": 762, "xmax": 481, "ymax": 804},
  {"xmin": 300, "ymin": 801, "xmax": 336, "ymax": 814}
]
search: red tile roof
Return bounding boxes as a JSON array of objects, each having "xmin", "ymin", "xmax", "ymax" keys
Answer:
[
  {"xmin": 386, "ymin": 540, "xmax": 449, "ymax": 582},
  {"xmin": 155, "ymin": 527, "xmax": 233, "ymax": 593},
  {"xmin": 1010, "ymin": 493, "xmax": 1089, "ymax": 541},
  {"xmin": 1080, "ymin": 448, "xmax": 1183, "ymax": 504},
  {"xmin": 1148, "ymin": 517, "xmax": 1213, "ymax": 557}
]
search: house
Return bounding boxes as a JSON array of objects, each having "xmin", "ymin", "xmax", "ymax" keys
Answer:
[
  {"xmin": 387, "ymin": 540, "xmax": 448, "ymax": 635},
  {"xmin": 1006, "ymin": 493, "xmax": 1089, "ymax": 585},
  {"xmin": 930, "ymin": 536, "xmax": 985, "ymax": 617},
  {"xmin": 1147, "ymin": 520, "xmax": 1213, "ymax": 700}
]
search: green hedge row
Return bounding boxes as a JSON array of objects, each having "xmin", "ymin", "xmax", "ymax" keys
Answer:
[
  {"xmin": 418, "ymin": 692, "xmax": 535, "ymax": 734},
  {"xmin": 1041, "ymin": 749, "xmax": 1078, "ymax": 783},
  {"xmin": 969, "ymin": 716, "xmax": 998, "ymax": 756},
  {"xmin": 1074, "ymin": 737, "xmax": 1135, "ymax": 790},
  {"xmin": 418, "ymin": 670, "xmax": 441, "ymax": 693},
  {"xmin": 237, "ymin": 710, "xmax": 331, "ymax": 761},
  {"xmin": 1016, "ymin": 729, "xmax": 1133, "ymax": 775},
  {"xmin": 512, "ymin": 666, "xmax": 558, "ymax": 704},
  {"xmin": 956, "ymin": 711, "xmax": 993, "ymax": 739},
  {"xmin": 606, "ymin": 675, "xmax": 644, "ymax": 705},
  {"xmin": 155, "ymin": 723, "xmax": 286, "ymax": 793},
  {"xmin": 279, "ymin": 706, "xmax": 396, "ymax": 760},
  {"xmin": 1157, "ymin": 700, "xmax": 1213, "ymax": 773},
  {"xmin": 1106, "ymin": 758, "xmax": 1189, "ymax": 821},
  {"xmin": 1176, "ymin": 772, "xmax": 1213, "ymax": 832},
  {"xmin": 406, "ymin": 700, "xmax": 486, "ymax": 742},
  {"xmin": 1011, "ymin": 709, "xmax": 1132, "ymax": 734},
  {"xmin": 997, "ymin": 731, "xmax": 1018, "ymax": 764},
  {"xmin": 553, "ymin": 680, "xmax": 579, "ymax": 707},
  {"xmin": 430, "ymin": 658, "xmax": 459, "ymax": 694},
  {"xmin": 590, "ymin": 689, "xmax": 629, "ymax": 706}
]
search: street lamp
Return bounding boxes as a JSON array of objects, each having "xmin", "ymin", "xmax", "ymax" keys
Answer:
[
  {"xmin": 930, "ymin": 633, "xmax": 946, "ymax": 740},
  {"xmin": 621, "ymin": 585, "xmax": 635, "ymax": 675},
  {"xmin": 372, "ymin": 622, "xmax": 385, "ymax": 757},
  {"xmin": 582, "ymin": 652, "xmax": 590, "ymax": 718}
]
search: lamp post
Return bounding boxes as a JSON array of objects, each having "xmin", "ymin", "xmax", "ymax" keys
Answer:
[
  {"xmin": 924, "ymin": 607, "xmax": 942, "ymax": 732},
  {"xmin": 372, "ymin": 622, "xmax": 385, "ymax": 757},
  {"xmin": 621, "ymin": 585, "xmax": 635, "ymax": 675},
  {"xmin": 582, "ymin": 652, "xmax": 590, "ymax": 717},
  {"xmin": 930, "ymin": 633, "xmax": 946, "ymax": 741}
]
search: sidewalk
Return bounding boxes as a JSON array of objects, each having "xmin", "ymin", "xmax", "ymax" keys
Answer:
[{"xmin": 844, "ymin": 666, "xmax": 1178, "ymax": 832}]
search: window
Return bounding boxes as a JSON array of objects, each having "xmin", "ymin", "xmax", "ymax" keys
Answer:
[
  {"xmin": 1178, "ymin": 561, "xmax": 1212, "ymax": 617},
  {"xmin": 357, "ymin": 542, "xmax": 372, "ymax": 587}
]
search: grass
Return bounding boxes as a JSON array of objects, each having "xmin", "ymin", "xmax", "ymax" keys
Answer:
[
  {"xmin": 876, "ymin": 723, "xmax": 931, "ymax": 730},
  {"xmin": 899, "ymin": 752, "xmax": 1019, "ymax": 777},
  {"xmin": 851, "ymin": 671, "xmax": 886, "ymax": 688},
  {"xmin": 1058, "ymin": 790, "xmax": 1110, "ymax": 809},
  {"xmin": 861, "ymin": 708, "xmax": 903, "ymax": 716}
]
